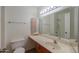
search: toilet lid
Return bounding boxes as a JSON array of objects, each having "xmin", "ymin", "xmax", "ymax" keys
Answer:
[{"xmin": 14, "ymin": 47, "xmax": 25, "ymax": 53}]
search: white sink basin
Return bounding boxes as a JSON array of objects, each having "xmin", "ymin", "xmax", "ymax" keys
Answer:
[{"xmin": 44, "ymin": 41, "xmax": 61, "ymax": 50}]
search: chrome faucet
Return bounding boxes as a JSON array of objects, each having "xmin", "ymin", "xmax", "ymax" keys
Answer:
[{"xmin": 54, "ymin": 40, "xmax": 57, "ymax": 44}]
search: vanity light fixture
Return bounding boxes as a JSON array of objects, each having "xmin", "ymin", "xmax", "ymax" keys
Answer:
[{"xmin": 40, "ymin": 6, "xmax": 61, "ymax": 15}]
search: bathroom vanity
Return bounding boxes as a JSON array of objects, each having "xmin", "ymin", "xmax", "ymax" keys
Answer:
[
  {"xmin": 29, "ymin": 35, "xmax": 50, "ymax": 53},
  {"xmin": 29, "ymin": 7, "xmax": 78, "ymax": 53},
  {"xmin": 29, "ymin": 34, "xmax": 78, "ymax": 53}
]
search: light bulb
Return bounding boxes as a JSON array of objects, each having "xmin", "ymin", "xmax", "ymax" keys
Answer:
[{"xmin": 50, "ymin": 6, "xmax": 54, "ymax": 9}]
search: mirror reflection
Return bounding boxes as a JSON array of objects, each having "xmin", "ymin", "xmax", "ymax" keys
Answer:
[{"xmin": 39, "ymin": 7, "xmax": 78, "ymax": 39}]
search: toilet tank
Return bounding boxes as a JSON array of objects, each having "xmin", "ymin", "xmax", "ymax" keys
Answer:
[{"xmin": 10, "ymin": 38, "xmax": 26, "ymax": 50}]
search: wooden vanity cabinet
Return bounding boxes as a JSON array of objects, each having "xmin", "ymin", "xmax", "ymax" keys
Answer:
[
  {"xmin": 35, "ymin": 42, "xmax": 50, "ymax": 53},
  {"xmin": 29, "ymin": 36, "xmax": 50, "ymax": 53}
]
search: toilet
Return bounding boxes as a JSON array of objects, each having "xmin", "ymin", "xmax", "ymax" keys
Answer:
[
  {"xmin": 10, "ymin": 38, "xmax": 25, "ymax": 53},
  {"xmin": 14, "ymin": 47, "xmax": 25, "ymax": 53}
]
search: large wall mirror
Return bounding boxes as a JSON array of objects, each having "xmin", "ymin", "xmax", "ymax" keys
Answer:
[{"xmin": 39, "ymin": 7, "xmax": 78, "ymax": 40}]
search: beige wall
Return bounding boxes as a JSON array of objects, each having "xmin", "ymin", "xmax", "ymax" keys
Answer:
[
  {"xmin": 1, "ymin": 7, "xmax": 5, "ymax": 49},
  {"xmin": 0, "ymin": 6, "xmax": 5, "ymax": 49},
  {"xmin": 5, "ymin": 6, "xmax": 38, "ymax": 50},
  {"xmin": 0, "ymin": 7, "xmax": 1, "ymax": 49},
  {"xmin": 74, "ymin": 7, "xmax": 78, "ymax": 39},
  {"xmin": 0, "ymin": 6, "xmax": 38, "ymax": 50}
]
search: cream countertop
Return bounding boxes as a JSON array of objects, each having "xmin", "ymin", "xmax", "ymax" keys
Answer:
[
  {"xmin": 41, "ymin": 34, "xmax": 78, "ymax": 52},
  {"xmin": 29, "ymin": 34, "xmax": 78, "ymax": 53}
]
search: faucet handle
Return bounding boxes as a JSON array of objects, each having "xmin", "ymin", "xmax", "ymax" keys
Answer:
[
  {"xmin": 54, "ymin": 40, "xmax": 57, "ymax": 44},
  {"xmin": 65, "ymin": 32, "xmax": 67, "ymax": 34}
]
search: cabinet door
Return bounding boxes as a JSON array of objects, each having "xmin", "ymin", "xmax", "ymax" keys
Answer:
[
  {"xmin": 36, "ymin": 44, "xmax": 50, "ymax": 53},
  {"xmin": 36, "ymin": 44, "xmax": 42, "ymax": 53},
  {"xmin": 39, "ymin": 45, "xmax": 50, "ymax": 53}
]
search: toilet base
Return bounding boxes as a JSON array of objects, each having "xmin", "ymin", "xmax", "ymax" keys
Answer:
[{"xmin": 14, "ymin": 47, "xmax": 25, "ymax": 53}]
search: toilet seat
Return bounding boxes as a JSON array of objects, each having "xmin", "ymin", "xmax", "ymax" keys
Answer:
[{"xmin": 14, "ymin": 47, "xmax": 25, "ymax": 53}]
